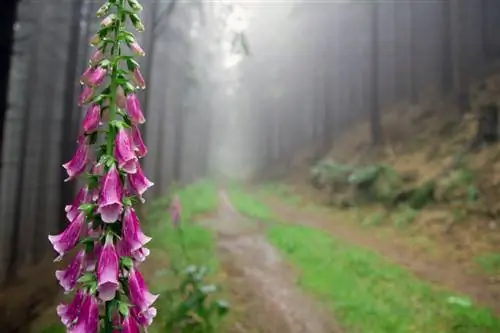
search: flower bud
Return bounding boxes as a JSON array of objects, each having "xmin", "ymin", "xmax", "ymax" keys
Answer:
[
  {"xmin": 129, "ymin": 41, "xmax": 145, "ymax": 56},
  {"xmin": 78, "ymin": 86, "xmax": 94, "ymax": 106},
  {"xmin": 117, "ymin": 85, "xmax": 126, "ymax": 108},
  {"xmin": 90, "ymin": 49, "xmax": 104, "ymax": 66},
  {"xmin": 128, "ymin": 0, "xmax": 144, "ymax": 11},
  {"xmin": 100, "ymin": 14, "xmax": 116, "ymax": 28},
  {"xmin": 90, "ymin": 34, "xmax": 101, "ymax": 47},
  {"xmin": 96, "ymin": 2, "xmax": 111, "ymax": 17},
  {"xmin": 132, "ymin": 68, "xmax": 146, "ymax": 90}
]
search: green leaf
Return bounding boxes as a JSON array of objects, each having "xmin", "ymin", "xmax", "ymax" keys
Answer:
[
  {"xmin": 78, "ymin": 272, "xmax": 96, "ymax": 284},
  {"xmin": 120, "ymin": 257, "xmax": 134, "ymax": 269},
  {"xmin": 200, "ymin": 284, "xmax": 217, "ymax": 294},
  {"xmin": 447, "ymin": 296, "xmax": 472, "ymax": 308},
  {"xmin": 118, "ymin": 301, "xmax": 130, "ymax": 316},
  {"xmin": 126, "ymin": 58, "xmax": 140, "ymax": 71},
  {"xmin": 215, "ymin": 300, "xmax": 230, "ymax": 316},
  {"xmin": 79, "ymin": 203, "xmax": 95, "ymax": 215}
]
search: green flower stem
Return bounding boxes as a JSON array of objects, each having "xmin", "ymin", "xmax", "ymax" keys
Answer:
[{"xmin": 104, "ymin": 1, "xmax": 125, "ymax": 331}]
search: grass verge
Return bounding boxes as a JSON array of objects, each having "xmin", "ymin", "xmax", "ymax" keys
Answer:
[{"xmin": 267, "ymin": 224, "xmax": 500, "ymax": 333}]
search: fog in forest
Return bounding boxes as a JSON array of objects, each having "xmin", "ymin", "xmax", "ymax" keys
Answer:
[{"xmin": 2, "ymin": 0, "xmax": 500, "ymax": 332}]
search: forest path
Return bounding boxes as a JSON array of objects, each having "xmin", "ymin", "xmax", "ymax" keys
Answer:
[
  {"xmin": 262, "ymin": 194, "xmax": 500, "ymax": 315},
  {"xmin": 198, "ymin": 190, "xmax": 342, "ymax": 333}
]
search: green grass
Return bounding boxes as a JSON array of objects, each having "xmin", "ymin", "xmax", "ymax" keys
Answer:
[
  {"xmin": 267, "ymin": 224, "xmax": 500, "ymax": 333},
  {"xmin": 226, "ymin": 184, "xmax": 274, "ymax": 221},
  {"xmin": 258, "ymin": 182, "xmax": 303, "ymax": 205},
  {"xmin": 145, "ymin": 180, "xmax": 220, "ymax": 331},
  {"xmin": 474, "ymin": 253, "xmax": 500, "ymax": 275}
]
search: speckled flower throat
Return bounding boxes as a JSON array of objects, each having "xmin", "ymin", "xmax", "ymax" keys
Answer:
[{"xmin": 48, "ymin": 0, "xmax": 156, "ymax": 331}]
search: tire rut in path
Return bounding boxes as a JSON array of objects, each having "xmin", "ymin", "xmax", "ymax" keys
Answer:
[{"xmin": 198, "ymin": 190, "xmax": 341, "ymax": 333}]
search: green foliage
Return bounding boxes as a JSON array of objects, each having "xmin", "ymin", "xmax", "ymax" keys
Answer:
[
  {"xmin": 146, "ymin": 181, "xmax": 229, "ymax": 333},
  {"xmin": 407, "ymin": 180, "xmax": 436, "ymax": 209},
  {"xmin": 162, "ymin": 265, "xmax": 229, "ymax": 333},
  {"xmin": 437, "ymin": 168, "xmax": 480, "ymax": 203},
  {"xmin": 474, "ymin": 253, "xmax": 500, "ymax": 275},
  {"xmin": 267, "ymin": 224, "xmax": 500, "ymax": 333},
  {"xmin": 226, "ymin": 184, "xmax": 273, "ymax": 221},
  {"xmin": 392, "ymin": 205, "xmax": 419, "ymax": 228},
  {"xmin": 309, "ymin": 158, "xmax": 353, "ymax": 188}
]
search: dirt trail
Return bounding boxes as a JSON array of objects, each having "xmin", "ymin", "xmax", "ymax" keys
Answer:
[
  {"xmin": 198, "ymin": 190, "xmax": 341, "ymax": 333},
  {"xmin": 264, "ymin": 195, "xmax": 500, "ymax": 315}
]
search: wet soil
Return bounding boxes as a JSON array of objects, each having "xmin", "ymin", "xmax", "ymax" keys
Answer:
[{"xmin": 198, "ymin": 190, "xmax": 341, "ymax": 333}]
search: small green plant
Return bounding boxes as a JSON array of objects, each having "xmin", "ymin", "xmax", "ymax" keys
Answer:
[
  {"xmin": 162, "ymin": 265, "xmax": 229, "ymax": 333},
  {"xmin": 393, "ymin": 205, "xmax": 419, "ymax": 228}
]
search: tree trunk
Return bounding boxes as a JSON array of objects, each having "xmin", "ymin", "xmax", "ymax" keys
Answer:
[
  {"xmin": 0, "ymin": 0, "xmax": 19, "ymax": 160},
  {"xmin": 408, "ymin": 1, "xmax": 418, "ymax": 105},
  {"xmin": 441, "ymin": 0, "xmax": 453, "ymax": 95},
  {"xmin": 58, "ymin": 0, "xmax": 86, "ymax": 229},
  {"xmin": 370, "ymin": 2, "xmax": 381, "ymax": 145}
]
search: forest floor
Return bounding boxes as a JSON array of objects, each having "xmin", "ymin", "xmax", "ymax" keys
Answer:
[{"xmin": 33, "ymin": 180, "xmax": 500, "ymax": 333}]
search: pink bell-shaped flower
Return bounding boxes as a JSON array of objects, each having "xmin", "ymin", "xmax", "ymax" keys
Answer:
[
  {"xmin": 127, "ymin": 161, "xmax": 153, "ymax": 200},
  {"xmin": 68, "ymin": 293, "xmax": 99, "ymax": 333},
  {"xmin": 128, "ymin": 40, "xmax": 145, "ymax": 56},
  {"xmin": 132, "ymin": 68, "xmax": 146, "ymax": 90},
  {"xmin": 131, "ymin": 126, "xmax": 147, "ymax": 158},
  {"xmin": 48, "ymin": 211, "xmax": 86, "ymax": 259},
  {"xmin": 125, "ymin": 94, "xmax": 145, "ymax": 125},
  {"xmin": 55, "ymin": 250, "xmax": 85, "ymax": 292},
  {"xmin": 97, "ymin": 234, "xmax": 119, "ymax": 301},
  {"xmin": 114, "ymin": 128, "xmax": 138, "ymax": 174},
  {"xmin": 62, "ymin": 137, "xmax": 89, "ymax": 181},
  {"xmin": 123, "ymin": 207, "xmax": 151, "ymax": 252},
  {"xmin": 131, "ymin": 305, "xmax": 157, "ymax": 328},
  {"xmin": 57, "ymin": 290, "xmax": 85, "ymax": 327},
  {"xmin": 82, "ymin": 67, "xmax": 107, "ymax": 87},
  {"xmin": 82, "ymin": 104, "xmax": 101, "ymax": 133},
  {"xmin": 65, "ymin": 187, "xmax": 90, "ymax": 222},
  {"xmin": 128, "ymin": 267, "xmax": 158, "ymax": 312},
  {"xmin": 116, "ymin": 85, "xmax": 126, "ymax": 109},
  {"xmin": 97, "ymin": 165, "xmax": 123, "ymax": 223},
  {"xmin": 120, "ymin": 314, "xmax": 141, "ymax": 333},
  {"xmin": 78, "ymin": 85, "xmax": 94, "ymax": 106}
]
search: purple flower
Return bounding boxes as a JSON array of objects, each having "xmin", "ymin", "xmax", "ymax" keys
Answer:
[
  {"xmin": 117, "ymin": 85, "xmax": 126, "ymax": 109},
  {"xmin": 132, "ymin": 68, "xmax": 146, "ymax": 90},
  {"xmin": 121, "ymin": 314, "xmax": 141, "ymax": 333},
  {"xmin": 84, "ymin": 242, "xmax": 102, "ymax": 272},
  {"xmin": 57, "ymin": 290, "xmax": 84, "ymax": 327},
  {"xmin": 170, "ymin": 195, "xmax": 181, "ymax": 226},
  {"xmin": 62, "ymin": 137, "xmax": 89, "ymax": 182},
  {"xmin": 97, "ymin": 165, "xmax": 123, "ymax": 223},
  {"xmin": 131, "ymin": 306, "xmax": 157, "ymax": 328},
  {"xmin": 55, "ymin": 250, "xmax": 85, "ymax": 292},
  {"xmin": 68, "ymin": 293, "xmax": 99, "ymax": 333},
  {"xmin": 131, "ymin": 126, "xmax": 147, "ymax": 158},
  {"xmin": 126, "ymin": 94, "xmax": 145, "ymax": 125},
  {"xmin": 82, "ymin": 67, "xmax": 107, "ymax": 87},
  {"xmin": 129, "ymin": 41, "xmax": 145, "ymax": 56},
  {"xmin": 132, "ymin": 247, "xmax": 150, "ymax": 264},
  {"xmin": 82, "ymin": 104, "xmax": 101, "ymax": 133},
  {"xmin": 127, "ymin": 162, "xmax": 153, "ymax": 200},
  {"xmin": 97, "ymin": 235, "xmax": 119, "ymax": 301},
  {"xmin": 90, "ymin": 49, "xmax": 103, "ymax": 66},
  {"xmin": 78, "ymin": 86, "xmax": 94, "ymax": 106},
  {"xmin": 48, "ymin": 211, "xmax": 86, "ymax": 259},
  {"xmin": 114, "ymin": 128, "xmax": 138, "ymax": 174},
  {"xmin": 65, "ymin": 187, "xmax": 90, "ymax": 222},
  {"xmin": 123, "ymin": 207, "xmax": 151, "ymax": 252},
  {"xmin": 128, "ymin": 267, "xmax": 158, "ymax": 312}
]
